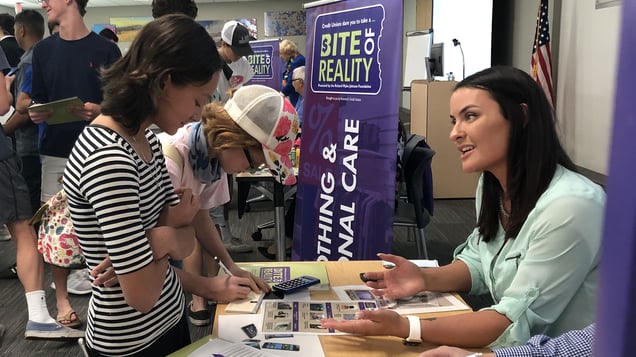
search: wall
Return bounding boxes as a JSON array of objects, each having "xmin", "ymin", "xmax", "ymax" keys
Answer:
[
  {"xmin": 0, "ymin": 2, "xmax": 307, "ymax": 54},
  {"xmin": 81, "ymin": 1, "xmax": 306, "ymax": 54},
  {"xmin": 512, "ymin": 0, "xmax": 621, "ymax": 175},
  {"xmin": 402, "ymin": 0, "xmax": 493, "ymax": 109},
  {"xmin": 554, "ymin": 0, "xmax": 620, "ymax": 174},
  {"xmin": 401, "ymin": 0, "xmax": 417, "ymax": 108},
  {"xmin": 432, "ymin": 0, "xmax": 492, "ymax": 82}
]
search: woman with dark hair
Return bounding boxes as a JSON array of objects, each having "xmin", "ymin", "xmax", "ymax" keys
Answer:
[
  {"xmin": 62, "ymin": 15, "xmax": 224, "ymax": 356},
  {"xmin": 321, "ymin": 66, "xmax": 605, "ymax": 348}
]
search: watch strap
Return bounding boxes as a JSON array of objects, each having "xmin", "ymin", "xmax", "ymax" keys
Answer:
[{"xmin": 404, "ymin": 315, "xmax": 422, "ymax": 345}]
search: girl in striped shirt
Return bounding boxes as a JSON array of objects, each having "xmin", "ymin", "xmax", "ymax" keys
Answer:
[{"xmin": 63, "ymin": 15, "xmax": 224, "ymax": 356}]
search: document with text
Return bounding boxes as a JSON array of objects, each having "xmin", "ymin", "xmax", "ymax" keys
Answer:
[{"xmin": 333, "ymin": 285, "xmax": 470, "ymax": 315}]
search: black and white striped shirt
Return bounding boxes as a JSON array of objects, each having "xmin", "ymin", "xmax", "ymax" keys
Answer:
[{"xmin": 63, "ymin": 125, "xmax": 184, "ymax": 356}]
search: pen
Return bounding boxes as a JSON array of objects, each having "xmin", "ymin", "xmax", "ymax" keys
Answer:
[{"xmin": 214, "ymin": 256, "xmax": 233, "ymax": 277}]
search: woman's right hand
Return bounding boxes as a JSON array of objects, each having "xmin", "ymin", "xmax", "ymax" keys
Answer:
[
  {"xmin": 205, "ymin": 275, "xmax": 254, "ymax": 303},
  {"xmin": 363, "ymin": 253, "xmax": 427, "ymax": 300}
]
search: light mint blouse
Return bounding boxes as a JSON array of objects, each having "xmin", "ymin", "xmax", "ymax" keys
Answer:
[{"xmin": 454, "ymin": 165, "xmax": 605, "ymax": 348}]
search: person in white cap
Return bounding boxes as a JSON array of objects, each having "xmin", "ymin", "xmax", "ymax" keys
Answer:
[
  {"xmin": 211, "ymin": 19, "xmax": 257, "ymax": 254},
  {"xmin": 178, "ymin": 84, "xmax": 298, "ymax": 187},
  {"xmin": 158, "ymin": 84, "xmax": 298, "ymax": 325}
]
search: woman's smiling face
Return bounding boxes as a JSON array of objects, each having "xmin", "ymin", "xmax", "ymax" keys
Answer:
[{"xmin": 449, "ymin": 87, "xmax": 511, "ymax": 180}]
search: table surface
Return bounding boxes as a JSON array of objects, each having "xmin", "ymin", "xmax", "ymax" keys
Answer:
[{"xmin": 211, "ymin": 260, "xmax": 482, "ymax": 357}]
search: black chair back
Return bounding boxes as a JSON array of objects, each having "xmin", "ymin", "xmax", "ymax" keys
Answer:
[{"xmin": 395, "ymin": 134, "xmax": 435, "ymax": 258}]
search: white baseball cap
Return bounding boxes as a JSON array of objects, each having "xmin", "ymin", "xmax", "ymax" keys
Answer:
[{"xmin": 224, "ymin": 85, "xmax": 299, "ymax": 185}]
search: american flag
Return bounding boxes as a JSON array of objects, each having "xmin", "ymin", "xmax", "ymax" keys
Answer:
[{"xmin": 531, "ymin": 0, "xmax": 554, "ymax": 106}]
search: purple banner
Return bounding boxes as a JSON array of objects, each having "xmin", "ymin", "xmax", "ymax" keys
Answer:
[
  {"xmin": 293, "ymin": 0, "xmax": 402, "ymax": 261},
  {"xmin": 311, "ymin": 5, "xmax": 383, "ymax": 95},
  {"xmin": 246, "ymin": 39, "xmax": 281, "ymax": 89},
  {"xmin": 595, "ymin": 0, "xmax": 636, "ymax": 355}
]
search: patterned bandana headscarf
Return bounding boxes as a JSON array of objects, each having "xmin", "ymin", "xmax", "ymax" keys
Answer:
[{"xmin": 188, "ymin": 122, "xmax": 221, "ymax": 184}]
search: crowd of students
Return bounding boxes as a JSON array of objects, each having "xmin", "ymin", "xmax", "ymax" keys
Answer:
[{"xmin": 0, "ymin": 0, "xmax": 606, "ymax": 356}]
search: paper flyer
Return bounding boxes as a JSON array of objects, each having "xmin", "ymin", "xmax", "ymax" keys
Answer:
[
  {"xmin": 261, "ymin": 300, "xmax": 379, "ymax": 334},
  {"xmin": 333, "ymin": 285, "xmax": 470, "ymax": 315}
]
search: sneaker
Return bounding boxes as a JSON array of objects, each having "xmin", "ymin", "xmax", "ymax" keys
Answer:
[
  {"xmin": 25, "ymin": 320, "xmax": 85, "ymax": 340},
  {"xmin": 0, "ymin": 263, "xmax": 17, "ymax": 280},
  {"xmin": 68, "ymin": 270, "xmax": 92, "ymax": 295},
  {"xmin": 52, "ymin": 270, "xmax": 92, "ymax": 295},
  {"xmin": 223, "ymin": 238, "xmax": 253, "ymax": 253},
  {"xmin": 187, "ymin": 301, "xmax": 210, "ymax": 326},
  {"xmin": 0, "ymin": 225, "xmax": 11, "ymax": 241}
]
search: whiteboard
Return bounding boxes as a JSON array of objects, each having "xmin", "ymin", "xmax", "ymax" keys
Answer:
[{"xmin": 403, "ymin": 30, "xmax": 433, "ymax": 88}]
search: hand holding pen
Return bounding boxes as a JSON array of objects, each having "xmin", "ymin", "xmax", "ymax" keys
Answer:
[
  {"xmin": 214, "ymin": 255, "xmax": 234, "ymax": 277},
  {"xmin": 209, "ymin": 256, "xmax": 253, "ymax": 302},
  {"xmin": 214, "ymin": 256, "xmax": 270, "ymax": 293}
]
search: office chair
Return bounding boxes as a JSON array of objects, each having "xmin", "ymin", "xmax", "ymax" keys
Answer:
[{"xmin": 393, "ymin": 134, "xmax": 435, "ymax": 259}]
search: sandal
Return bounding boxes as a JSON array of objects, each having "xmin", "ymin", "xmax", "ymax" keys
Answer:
[{"xmin": 57, "ymin": 310, "xmax": 83, "ymax": 329}]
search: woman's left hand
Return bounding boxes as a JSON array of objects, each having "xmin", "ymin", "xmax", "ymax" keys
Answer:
[{"xmin": 319, "ymin": 309, "xmax": 409, "ymax": 337}]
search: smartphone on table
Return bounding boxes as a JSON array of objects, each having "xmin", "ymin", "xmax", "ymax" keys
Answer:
[{"xmin": 261, "ymin": 342, "xmax": 300, "ymax": 351}]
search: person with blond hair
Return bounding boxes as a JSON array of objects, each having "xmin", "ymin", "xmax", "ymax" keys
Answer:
[
  {"xmin": 159, "ymin": 84, "xmax": 298, "ymax": 324},
  {"xmin": 279, "ymin": 39, "xmax": 305, "ymax": 106}
]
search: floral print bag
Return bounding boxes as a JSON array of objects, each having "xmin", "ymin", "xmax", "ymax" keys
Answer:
[{"xmin": 31, "ymin": 189, "xmax": 85, "ymax": 269}]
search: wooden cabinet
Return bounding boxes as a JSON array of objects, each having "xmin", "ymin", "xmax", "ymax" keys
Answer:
[{"xmin": 410, "ymin": 80, "xmax": 480, "ymax": 199}]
